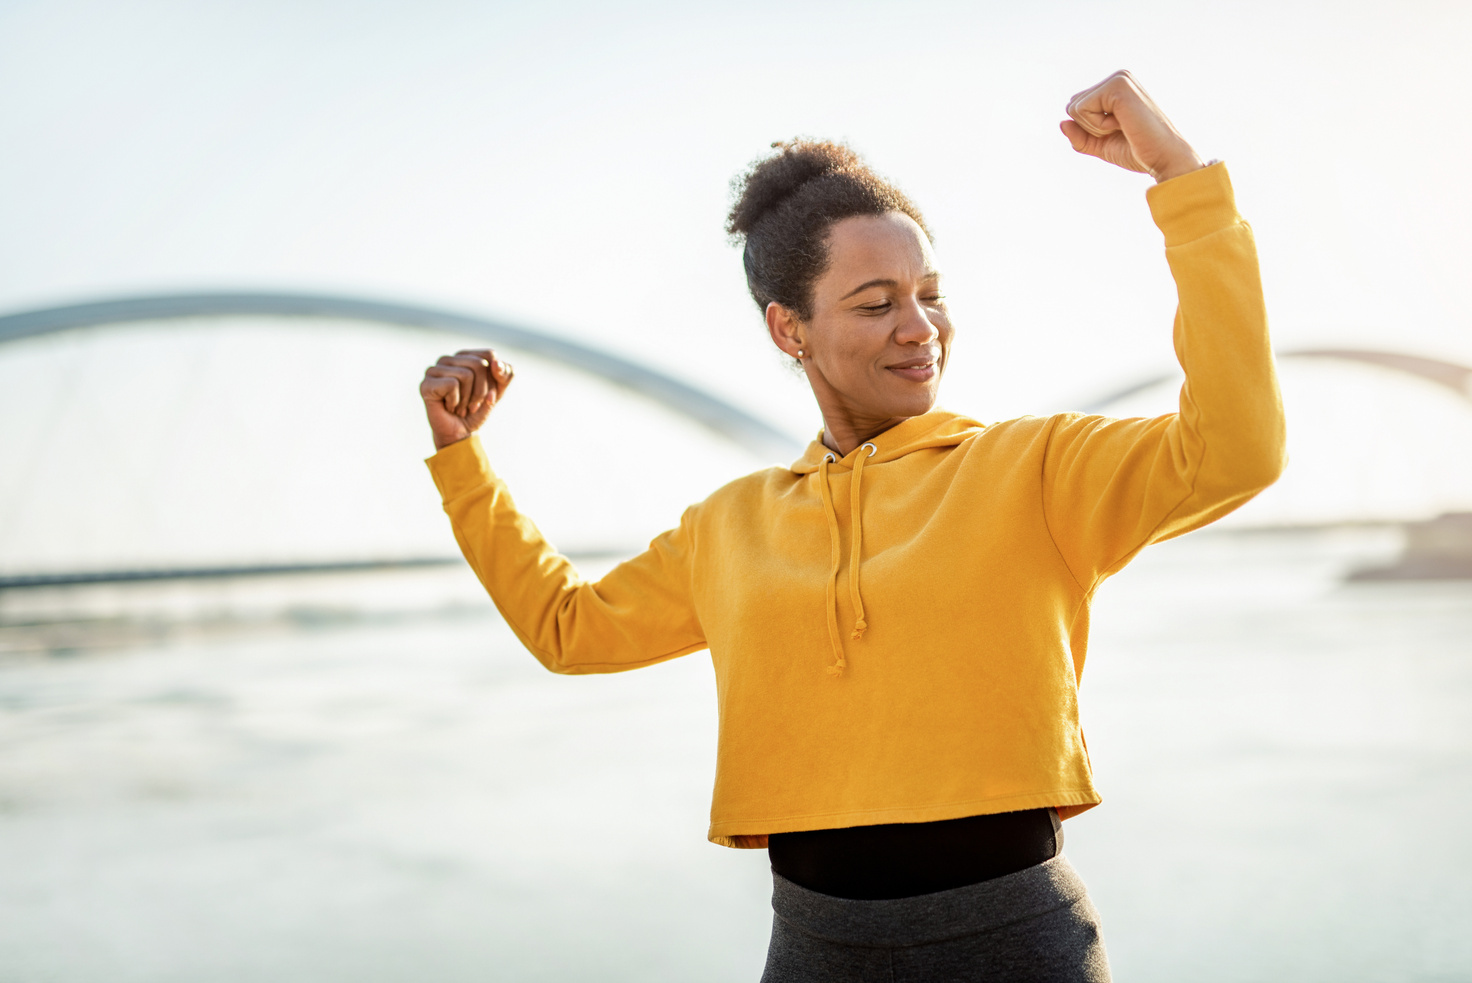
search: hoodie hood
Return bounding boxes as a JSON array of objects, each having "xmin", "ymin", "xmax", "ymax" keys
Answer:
[
  {"xmin": 789, "ymin": 409, "xmax": 985, "ymax": 474},
  {"xmin": 787, "ymin": 409, "xmax": 985, "ymax": 676}
]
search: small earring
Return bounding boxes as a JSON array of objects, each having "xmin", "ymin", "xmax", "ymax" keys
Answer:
[{"xmin": 796, "ymin": 349, "xmax": 805, "ymax": 358}]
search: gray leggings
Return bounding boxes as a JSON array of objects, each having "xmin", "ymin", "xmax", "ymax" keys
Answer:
[{"xmin": 760, "ymin": 854, "xmax": 1111, "ymax": 983}]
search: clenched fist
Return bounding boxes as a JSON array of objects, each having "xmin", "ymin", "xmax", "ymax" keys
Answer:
[
  {"xmin": 420, "ymin": 349, "xmax": 514, "ymax": 451},
  {"xmin": 1060, "ymin": 71, "xmax": 1206, "ymax": 183}
]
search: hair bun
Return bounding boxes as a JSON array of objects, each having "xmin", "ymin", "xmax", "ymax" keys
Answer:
[
  {"xmin": 724, "ymin": 137, "xmax": 927, "ymax": 322},
  {"xmin": 726, "ymin": 139, "xmax": 864, "ymax": 237}
]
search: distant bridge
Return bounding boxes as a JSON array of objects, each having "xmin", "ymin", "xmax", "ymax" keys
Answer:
[
  {"xmin": 0, "ymin": 291, "xmax": 804, "ymax": 460},
  {"xmin": 3, "ymin": 291, "xmax": 1469, "ymax": 589},
  {"xmin": 1080, "ymin": 348, "xmax": 1472, "ymax": 410},
  {"xmin": 6, "ymin": 293, "xmax": 1467, "ymax": 423}
]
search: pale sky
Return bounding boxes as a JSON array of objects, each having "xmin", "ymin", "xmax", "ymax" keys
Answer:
[
  {"xmin": 3, "ymin": 0, "xmax": 1471, "ymax": 571},
  {"xmin": 3, "ymin": 0, "xmax": 1469, "ymax": 427}
]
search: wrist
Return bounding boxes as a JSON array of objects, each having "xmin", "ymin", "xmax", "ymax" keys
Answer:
[
  {"xmin": 433, "ymin": 431, "xmax": 472, "ymax": 452},
  {"xmin": 1152, "ymin": 150, "xmax": 1208, "ymax": 184}
]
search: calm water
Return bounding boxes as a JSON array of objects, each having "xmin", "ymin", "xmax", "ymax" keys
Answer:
[{"xmin": 1, "ymin": 527, "xmax": 1469, "ymax": 982}]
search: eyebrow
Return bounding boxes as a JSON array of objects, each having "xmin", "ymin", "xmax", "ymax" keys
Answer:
[{"xmin": 838, "ymin": 272, "xmax": 941, "ymax": 301}]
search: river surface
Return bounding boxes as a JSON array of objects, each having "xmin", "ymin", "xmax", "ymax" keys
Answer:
[{"xmin": 1, "ymin": 526, "xmax": 1469, "ymax": 982}]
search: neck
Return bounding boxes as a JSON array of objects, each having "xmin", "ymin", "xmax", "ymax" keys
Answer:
[{"xmin": 820, "ymin": 414, "xmax": 911, "ymax": 457}]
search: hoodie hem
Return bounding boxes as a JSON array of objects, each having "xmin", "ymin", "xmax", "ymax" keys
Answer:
[{"xmin": 708, "ymin": 787, "xmax": 1101, "ymax": 849}]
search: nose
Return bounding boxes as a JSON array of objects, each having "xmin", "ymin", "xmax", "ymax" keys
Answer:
[{"xmin": 894, "ymin": 296, "xmax": 940, "ymax": 346}]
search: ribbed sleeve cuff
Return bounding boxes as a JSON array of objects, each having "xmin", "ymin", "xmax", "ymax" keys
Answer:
[
  {"xmin": 425, "ymin": 435, "xmax": 494, "ymax": 502},
  {"xmin": 1146, "ymin": 161, "xmax": 1239, "ymax": 247}
]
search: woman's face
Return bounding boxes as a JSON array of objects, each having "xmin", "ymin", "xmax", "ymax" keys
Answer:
[{"xmin": 783, "ymin": 211, "xmax": 952, "ymax": 437}]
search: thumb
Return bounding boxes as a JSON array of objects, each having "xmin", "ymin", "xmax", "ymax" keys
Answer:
[{"xmin": 1059, "ymin": 120, "xmax": 1090, "ymax": 153}]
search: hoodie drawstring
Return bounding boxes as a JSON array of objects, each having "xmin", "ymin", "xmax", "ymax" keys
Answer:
[
  {"xmin": 816, "ymin": 454, "xmax": 844, "ymax": 676},
  {"xmin": 816, "ymin": 442, "xmax": 876, "ymax": 677}
]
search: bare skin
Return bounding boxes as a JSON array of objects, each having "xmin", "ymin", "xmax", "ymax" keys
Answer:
[
  {"xmin": 1059, "ymin": 70, "xmax": 1206, "ymax": 183},
  {"xmin": 421, "ymin": 71, "xmax": 1205, "ymax": 456},
  {"xmin": 764, "ymin": 212, "xmax": 951, "ymax": 456},
  {"xmin": 420, "ymin": 349, "xmax": 513, "ymax": 451}
]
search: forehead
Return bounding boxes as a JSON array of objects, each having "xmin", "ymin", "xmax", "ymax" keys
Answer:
[{"xmin": 823, "ymin": 212, "xmax": 937, "ymax": 281}]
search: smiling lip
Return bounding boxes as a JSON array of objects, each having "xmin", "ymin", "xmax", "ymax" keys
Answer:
[{"xmin": 886, "ymin": 356, "xmax": 938, "ymax": 382}]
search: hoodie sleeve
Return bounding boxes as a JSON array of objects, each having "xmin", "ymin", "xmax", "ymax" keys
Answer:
[
  {"xmin": 425, "ymin": 436, "xmax": 707, "ymax": 674},
  {"xmin": 1040, "ymin": 162, "xmax": 1287, "ymax": 589}
]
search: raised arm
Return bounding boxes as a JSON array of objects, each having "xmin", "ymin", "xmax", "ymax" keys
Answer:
[
  {"xmin": 1043, "ymin": 73, "xmax": 1287, "ymax": 588},
  {"xmin": 420, "ymin": 350, "xmax": 707, "ymax": 673}
]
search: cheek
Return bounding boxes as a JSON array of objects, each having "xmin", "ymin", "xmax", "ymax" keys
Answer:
[
  {"xmin": 936, "ymin": 315, "xmax": 955, "ymax": 345},
  {"xmin": 842, "ymin": 331, "xmax": 885, "ymax": 364},
  {"xmin": 935, "ymin": 319, "xmax": 956, "ymax": 369},
  {"xmin": 815, "ymin": 319, "xmax": 883, "ymax": 371}
]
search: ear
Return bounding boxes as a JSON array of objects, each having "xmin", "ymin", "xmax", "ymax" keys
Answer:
[{"xmin": 765, "ymin": 302, "xmax": 804, "ymax": 359}]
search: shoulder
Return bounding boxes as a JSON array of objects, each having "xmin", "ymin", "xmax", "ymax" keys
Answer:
[
  {"xmin": 698, "ymin": 464, "xmax": 797, "ymax": 512},
  {"xmin": 985, "ymin": 410, "xmax": 1166, "ymax": 440},
  {"xmin": 958, "ymin": 412, "xmax": 1072, "ymax": 449},
  {"xmin": 662, "ymin": 464, "xmax": 793, "ymax": 549},
  {"xmin": 648, "ymin": 466, "xmax": 789, "ymax": 551},
  {"xmin": 948, "ymin": 412, "xmax": 1145, "ymax": 468}
]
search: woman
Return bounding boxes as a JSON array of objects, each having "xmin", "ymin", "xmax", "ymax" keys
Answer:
[{"xmin": 418, "ymin": 71, "xmax": 1285, "ymax": 982}]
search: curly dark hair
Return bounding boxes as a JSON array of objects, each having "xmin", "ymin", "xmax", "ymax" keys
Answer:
[{"xmin": 726, "ymin": 139, "xmax": 931, "ymax": 322}]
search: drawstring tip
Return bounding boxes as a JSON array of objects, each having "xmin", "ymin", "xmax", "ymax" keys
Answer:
[
  {"xmin": 850, "ymin": 619, "xmax": 868, "ymax": 641},
  {"xmin": 826, "ymin": 658, "xmax": 846, "ymax": 677}
]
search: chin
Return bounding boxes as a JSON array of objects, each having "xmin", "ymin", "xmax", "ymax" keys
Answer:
[{"xmin": 888, "ymin": 389, "xmax": 939, "ymax": 418}]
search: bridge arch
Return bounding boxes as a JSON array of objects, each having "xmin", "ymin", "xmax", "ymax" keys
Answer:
[
  {"xmin": 3, "ymin": 292, "xmax": 1469, "ymax": 584},
  {"xmin": 1080, "ymin": 348, "xmax": 1472, "ymax": 411},
  {"xmin": 0, "ymin": 292, "xmax": 802, "ymax": 459}
]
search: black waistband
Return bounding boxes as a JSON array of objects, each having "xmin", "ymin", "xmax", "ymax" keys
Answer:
[{"xmin": 766, "ymin": 808, "xmax": 1062, "ymax": 901}]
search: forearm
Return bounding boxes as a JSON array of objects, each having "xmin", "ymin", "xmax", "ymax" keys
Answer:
[
  {"xmin": 1151, "ymin": 163, "xmax": 1287, "ymax": 503},
  {"xmin": 1041, "ymin": 163, "xmax": 1288, "ymax": 583},
  {"xmin": 426, "ymin": 437, "xmax": 581, "ymax": 668},
  {"xmin": 425, "ymin": 436, "xmax": 706, "ymax": 673}
]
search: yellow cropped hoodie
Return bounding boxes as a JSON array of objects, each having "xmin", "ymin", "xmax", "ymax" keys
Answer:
[{"xmin": 426, "ymin": 163, "xmax": 1286, "ymax": 848}]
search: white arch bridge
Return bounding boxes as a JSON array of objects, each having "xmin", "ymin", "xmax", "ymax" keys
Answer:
[
  {"xmin": 0, "ymin": 292, "xmax": 800, "ymax": 459},
  {"xmin": 1, "ymin": 291, "xmax": 1469, "ymax": 589}
]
